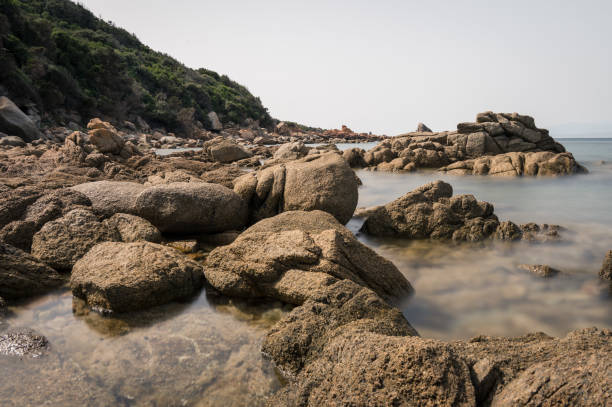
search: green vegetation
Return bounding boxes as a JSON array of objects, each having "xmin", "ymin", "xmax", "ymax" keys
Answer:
[{"xmin": 0, "ymin": 0, "xmax": 272, "ymax": 133}]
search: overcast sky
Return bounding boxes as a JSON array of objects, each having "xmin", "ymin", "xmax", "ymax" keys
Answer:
[{"xmin": 78, "ymin": 0, "xmax": 612, "ymax": 135}]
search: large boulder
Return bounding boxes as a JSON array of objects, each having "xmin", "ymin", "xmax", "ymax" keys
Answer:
[
  {"xmin": 134, "ymin": 182, "xmax": 247, "ymax": 234},
  {"xmin": 31, "ymin": 209, "xmax": 120, "ymax": 271},
  {"xmin": 269, "ymin": 330, "xmax": 476, "ymax": 406},
  {"xmin": 0, "ymin": 243, "xmax": 64, "ymax": 300},
  {"xmin": 361, "ymin": 181, "xmax": 559, "ymax": 242},
  {"xmin": 204, "ymin": 210, "xmax": 412, "ymax": 304},
  {"xmin": 71, "ymin": 181, "xmax": 146, "ymax": 217},
  {"xmin": 0, "ymin": 97, "xmax": 42, "ymax": 142},
  {"xmin": 70, "ymin": 242, "xmax": 205, "ymax": 313},
  {"xmin": 207, "ymin": 111, "xmax": 223, "ymax": 131},
  {"xmin": 262, "ymin": 280, "xmax": 418, "ymax": 376},
  {"xmin": 234, "ymin": 152, "xmax": 358, "ymax": 224},
  {"xmin": 205, "ymin": 138, "xmax": 251, "ymax": 163},
  {"xmin": 273, "ymin": 141, "xmax": 309, "ymax": 160}
]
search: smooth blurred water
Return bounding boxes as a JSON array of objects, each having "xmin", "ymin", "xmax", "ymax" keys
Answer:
[{"xmin": 347, "ymin": 138, "xmax": 612, "ymax": 340}]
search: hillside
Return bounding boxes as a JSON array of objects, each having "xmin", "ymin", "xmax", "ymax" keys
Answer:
[{"xmin": 0, "ymin": 0, "xmax": 272, "ymax": 134}]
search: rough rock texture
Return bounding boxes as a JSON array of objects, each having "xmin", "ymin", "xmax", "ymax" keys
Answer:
[
  {"xmin": 440, "ymin": 151, "xmax": 587, "ymax": 176},
  {"xmin": 104, "ymin": 213, "xmax": 162, "ymax": 243},
  {"xmin": 0, "ymin": 188, "xmax": 91, "ymax": 251},
  {"xmin": 71, "ymin": 242, "xmax": 205, "ymax": 313},
  {"xmin": 348, "ymin": 112, "xmax": 585, "ymax": 176},
  {"xmin": 205, "ymin": 137, "xmax": 251, "ymax": 163},
  {"xmin": 0, "ymin": 97, "xmax": 42, "ymax": 142},
  {"xmin": 269, "ymin": 332, "xmax": 477, "ymax": 407},
  {"xmin": 601, "ymin": 250, "xmax": 612, "ymax": 280},
  {"xmin": 273, "ymin": 141, "xmax": 309, "ymax": 160},
  {"xmin": 0, "ymin": 187, "xmax": 42, "ymax": 229},
  {"xmin": 453, "ymin": 327, "xmax": 612, "ymax": 406},
  {"xmin": 31, "ymin": 209, "xmax": 120, "ymax": 270},
  {"xmin": 0, "ymin": 243, "xmax": 64, "ymax": 299},
  {"xmin": 234, "ymin": 153, "xmax": 358, "ymax": 224},
  {"xmin": 361, "ymin": 181, "xmax": 562, "ymax": 242},
  {"xmin": 134, "ymin": 182, "xmax": 247, "ymax": 234},
  {"xmin": 0, "ymin": 329, "xmax": 48, "ymax": 357},
  {"xmin": 0, "ymin": 135, "xmax": 26, "ymax": 147},
  {"xmin": 71, "ymin": 181, "xmax": 145, "ymax": 217},
  {"xmin": 204, "ymin": 210, "xmax": 412, "ymax": 304},
  {"xmin": 262, "ymin": 280, "xmax": 418, "ymax": 376}
]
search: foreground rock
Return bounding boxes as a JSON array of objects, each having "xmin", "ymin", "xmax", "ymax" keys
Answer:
[
  {"xmin": 234, "ymin": 152, "xmax": 358, "ymax": 224},
  {"xmin": 204, "ymin": 211, "xmax": 412, "ymax": 304},
  {"xmin": 361, "ymin": 181, "xmax": 562, "ymax": 242},
  {"xmin": 104, "ymin": 213, "xmax": 162, "ymax": 243},
  {"xmin": 601, "ymin": 250, "xmax": 612, "ymax": 280},
  {"xmin": 71, "ymin": 242, "xmax": 205, "ymax": 313},
  {"xmin": 262, "ymin": 280, "xmax": 418, "ymax": 377},
  {"xmin": 0, "ymin": 329, "xmax": 48, "ymax": 357},
  {"xmin": 71, "ymin": 181, "xmax": 145, "ymax": 217},
  {"xmin": 0, "ymin": 97, "xmax": 42, "ymax": 142},
  {"xmin": 0, "ymin": 243, "xmax": 64, "ymax": 300},
  {"xmin": 348, "ymin": 112, "xmax": 586, "ymax": 176},
  {"xmin": 134, "ymin": 182, "xmax": 247, "ymax": 234},
  {"xmin": 31, "ymin": 209, "xmax": 120, "ymax": 271}
]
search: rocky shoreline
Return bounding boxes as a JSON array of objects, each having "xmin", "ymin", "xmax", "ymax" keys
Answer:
[{"xmin": 1, "ymin": 99, "xmax": 610, "ymax": 406}]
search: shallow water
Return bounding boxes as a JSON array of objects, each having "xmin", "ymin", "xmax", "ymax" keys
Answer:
[
  {"xmin": 348, "ymin": 137, "xmax": 612, "ymax": 340},
  {"xmin": 154, "ymin": 147, "xmax": 203, "ymax": 156},
  {"xmin": 1, "ymin": 138, "xmax": 611, "ymax": 405}
]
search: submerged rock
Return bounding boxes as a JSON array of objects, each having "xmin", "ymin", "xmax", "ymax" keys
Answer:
[
  {"xmin": 204, "ymin": 210, "xmax": 412, "ymax": 304},
  {"xmin": 0, "ymin": 329, "xmax": 48, "ymax": 357},
  {"xmin": 234, "ymin": 152, "xmax": 358, "ymax": 224},
  {"xmin": 601, "ymin": 250, "xmax": 612, "ymax": 280},
  {"xmin": 361, "ymin": 181, "xmax": 563, "ymax": 242},
  {"xmin": 31, "ymin": 209, "xmax": 120, "ymax": 271},
  {"xmin": 0, "ymin": 243, "xmax": 64, "ymax": 300},
  {"xmin": 518, "ymin": 264, "xmax": 561, "ymax": 278},
  {"xmin": 71, "ymin": 242, "xmax": 205, "ymax": 313}
]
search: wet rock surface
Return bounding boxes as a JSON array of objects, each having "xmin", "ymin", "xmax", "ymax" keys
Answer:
[
  {"xmin": 234, "ymin": 152, "xmax": 358, "ymax": 224},
  {"xmin": 0, "ymin": 243, "xmax": 64, "ymax": 300},
  {"xmin": 71, "ymin": 242, "xmax": 205, "ymax": 313},
  {"xmin": 518, "ymin": 264, "xmax": 561, "ymax": 278},
  {"xmin": 205, "ymin": 210, "xmax": 413, "ymax": 304},
  {"xmin": 361, "ymin": 181, "xmax": 563, "ymax": 242},
  {"xmin": 0, "ymin": 329, "xmax": 48, "ymax": 358}
]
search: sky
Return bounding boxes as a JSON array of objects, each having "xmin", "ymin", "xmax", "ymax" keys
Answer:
[{"xmin": 78, "ymin": 0, "xmax": 612, "ymax": 136}]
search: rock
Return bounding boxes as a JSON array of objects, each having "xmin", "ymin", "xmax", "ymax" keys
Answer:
[
  {"xmin": 0, "ymin": 243, "xmax": 64, "ymax": 299},
  {"xmin": 87, "ymin": 119, "xmax": 125, "ymax": 154},
  {"xmin": 0, "ymin": 97, "xmax": 42, "ymax": 142},
  {"xmin": 235, "ymin": 153, "xmax": 358, "ymax": 225},
  {"xmin": 204, "ymin": 210, "xmax": 412, "ymax": 304},
  {"xmin": 494, "ymin": 221, "xmax": 523, "ymax": 240},
  {"xmin": 134, "ymin": 182, "xmax": 247, "ymax": 234},
  {"xmin": 0, "ymin": 187, "xmax": 42, "ymax": 229},
  {"xmin": 206, "ymin": 138, "xmax": 251, "ymax": 163},
  {"xmin": 262, "ymin": 280, "xmax": 418, "ymax": 376},
  {"xmin": 601, "ymin": 250, "xmax": 612, "ymax": 280},
  {"xmin": 416, "ymin": 122, "xmax": 433, "ymax": 132},
  {"xmin": 518, "ymin": 264, "xmax": 561, "ymax": 278},
  {"xmin": 0, "ymin": 135, "xmax": 26, "ymax": 147},
  {"xmin": 342, "ymin": 147, "xmax": 366, "ymax": 167},
  {"xmin": 273, "ymin": 141, "xmax": 309, "ymax": 160},
  {"xmin": 0, "ymin": 329, "xmax": 48, "ymax": 357},
  {"xmin": 104, "ymin": 213, "xmax": 162, "ymax": 243},
  {"xmin": 31, "ymin": 209, "xmax": 120, "ymax": 271},
  {"xmin": 70, "ymin": 242, "xmax": 205, "ymax": 313},
  {"xmin": 207, "ymin": 111, "xmax": 223, "ymax": 131},
  {"xmin": 71, "ymin": 181, "xmax": 146, "ymax": 217},
  {"xmin": 269, "ymin": 331, "xmax": 476, "ymax": 407}
]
